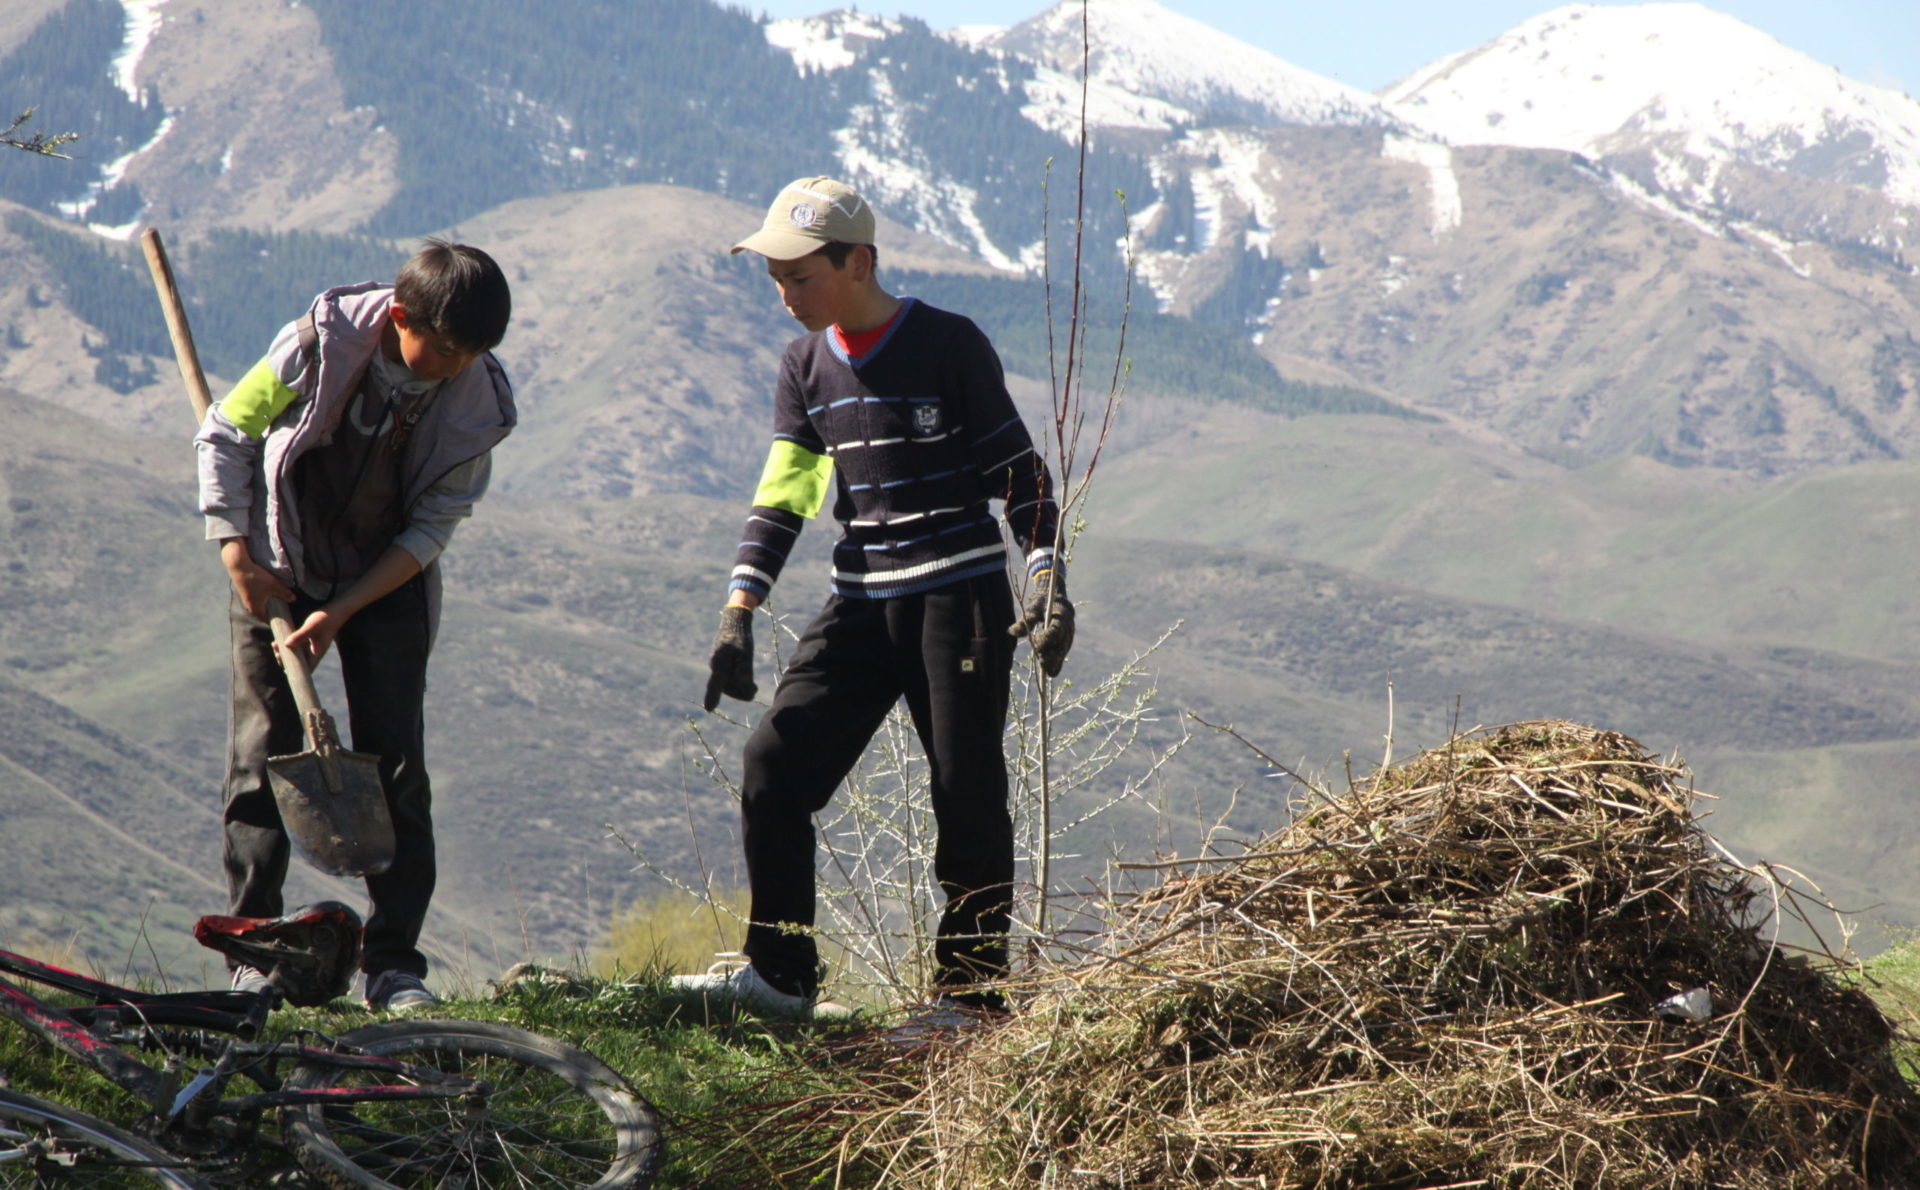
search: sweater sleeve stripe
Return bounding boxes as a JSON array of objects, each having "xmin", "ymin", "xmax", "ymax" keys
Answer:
[
  {"xmin": 729, "ymin": 566, "xmax": 775, "ymax": 598},
  {"xmin": 746, "ymin": 513, "xmax": 802, "ymax": 536},
  {"xmin": 973, "ymin": 415, "xmax": 1023, "ymax": 444},
  {"xmin": 733, "ymin": 503, "xmax": 807, "ymax": 594}
]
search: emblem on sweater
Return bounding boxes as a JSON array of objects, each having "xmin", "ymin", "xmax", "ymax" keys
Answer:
[
  {"xmin": 912, "ymin": 403, "xmax": 943, "ymax": 436},
  {"xmin": 789, "ymin": 202, "xmax": 819, "ymax": 229}
]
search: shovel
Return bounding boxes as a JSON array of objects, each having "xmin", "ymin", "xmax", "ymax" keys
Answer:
[
  {"xmin": 259, "ymin": 597, "xmax": 394, "ymax": 876},
  {"xmin": 143, "ymin": 229, "xmax": 395, "ymax": 878}
]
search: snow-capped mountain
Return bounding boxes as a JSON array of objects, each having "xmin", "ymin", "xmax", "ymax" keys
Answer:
[
  {"xmin": 1384, "ymin": 3, "xmax": 1920, "ymax": 210},
  {"xmin": 767, "ymin": 0, "xmax": 1398, "ymax": 140},
  {"xmin": 760, "ymin": 6, "xmax": 1157, "ymax": 271},
  {"xmin": 959, "ymin": 0, "xmax": 1401, "ymax": 137},
  {"xmin": 758, "ymin": 0, "xmax": 1410, "ymax": 281},
  {"xmin": 8, "ymin": 0, "xmax": 1920, "ymax": 477}
]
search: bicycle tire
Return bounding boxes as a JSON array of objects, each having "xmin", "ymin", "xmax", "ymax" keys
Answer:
[
  {"xmin": 0, "ymin": 1088, "xmax": 211, "ymax": 1189},
  {"xmin": 280, "ymin": 1019, "xmax": 660, "ymax": 1189}
]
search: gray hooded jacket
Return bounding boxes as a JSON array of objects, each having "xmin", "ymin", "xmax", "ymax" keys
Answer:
[{"xmin": 195, "ymin": 282, "xmax": 515, "ymax": 636}]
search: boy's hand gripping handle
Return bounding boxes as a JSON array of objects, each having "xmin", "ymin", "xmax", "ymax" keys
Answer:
[{"xmin": 267, "ymin": 599, "xmax": 343, "ymax": 756}]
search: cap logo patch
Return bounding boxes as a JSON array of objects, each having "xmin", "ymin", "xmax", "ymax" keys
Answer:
[
  {"xmin": 912, "ymin": 403, "xmax": 943, "ymax": 435},
  {"xmin": 788, "ymin": 202, "xmax": 820, "ymax": 229}
]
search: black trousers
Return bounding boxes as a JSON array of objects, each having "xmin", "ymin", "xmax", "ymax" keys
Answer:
[
  {"xmin": 741, "ymin": 577, "xmax": 1017, "ymax": 998},
  {"xmin": 222, "ymin": 579, "xmax": 436, "ymax": 978}
]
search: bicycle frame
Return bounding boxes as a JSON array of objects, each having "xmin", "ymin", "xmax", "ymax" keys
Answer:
[
  {"xmin": 0, "ymin": 946, "xmax": 194, "ymax": 1108},
  {"xmin": 0, "ymin": 945, "xmax": 480, "ymax": 1134},
  {"xmin": 2, "ymin": 935, "xmax": 661, "ymax": 1189}
]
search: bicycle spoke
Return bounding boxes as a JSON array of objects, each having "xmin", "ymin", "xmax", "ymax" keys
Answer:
[
  {"xmin": 282, "ymin": 1021, "xmax": 656, "ymax": 1188},
  {"xmin": 0, "ymin": 1090, "xmax": 209, "ymax": 1188}
]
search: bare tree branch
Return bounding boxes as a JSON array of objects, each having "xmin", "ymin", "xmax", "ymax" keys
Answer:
[{"xmin": 3, "ymin": 108, "xmax": 79, "ymax": 158}]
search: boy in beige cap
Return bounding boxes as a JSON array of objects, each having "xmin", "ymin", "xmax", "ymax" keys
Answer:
[{"xmin": 677, "ymin": 176, "xmax": 1073, "ymax": 1020}]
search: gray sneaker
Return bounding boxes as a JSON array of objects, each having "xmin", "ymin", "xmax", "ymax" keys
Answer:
[{"xmin": 365, "ymin": 969, "xmax": 438, "ymax": 1013}]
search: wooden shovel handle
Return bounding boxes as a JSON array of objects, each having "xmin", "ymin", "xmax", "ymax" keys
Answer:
[
  {"xmin": 143, "ymin": 227, "xmax": 334, "ymax": 752},
  {"xmin": 140, "ymin": 228, "xmax": 214, "ymax": 425},
  {"xmin": 266, "ymin": 597, "xmax": 336, "ymax": 751}
]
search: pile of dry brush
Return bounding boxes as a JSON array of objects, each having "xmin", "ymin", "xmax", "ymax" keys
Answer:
[{"xmin": 843, "ymin": 719, "xmax": 1920, "ymax": 1189}]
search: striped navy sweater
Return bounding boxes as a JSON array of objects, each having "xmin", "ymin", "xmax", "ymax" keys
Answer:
[{"xmin": 730, "ymin": 298, "xmax": 1059, "ymax": 602}]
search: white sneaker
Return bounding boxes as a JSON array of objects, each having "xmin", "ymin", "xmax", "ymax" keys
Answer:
[
  {"xmin": 668, "ymin": 957, "xmax": 813, "ymax": 1020},
  {"xmin": 365, "ymin": 969, "xmax": 438, "ymax": 1013},
  {"xmin": 230, "ymin": 965, "xmax": 273, "ymax": 996}
]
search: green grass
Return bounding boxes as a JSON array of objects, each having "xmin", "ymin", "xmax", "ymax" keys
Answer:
[
  {"xmin": 0, "ymin": 968, "xmax": 902, "ymax": 1188},
  {"xmin": 474, "ymin": 974, "xmax": 889, "ymax": 1188},
  {"xmin": 599, "ymin": 886, "xmax": 751, "ymax": 981},
  {"xmin": 1865, "ymin": 937, "xmax": 1920, "ymax": 1021},
  {"xmin": 1861, "ymin": 938, "xmax": 1920, "ymax": 1085},
  {"xmin": 9, "ymin": 955, "xmax": 1917, "ymax": 1189}
]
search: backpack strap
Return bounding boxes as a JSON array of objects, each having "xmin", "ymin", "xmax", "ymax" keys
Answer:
[
  {"xmin": 295, "ymin": 310, "xmax": 319, "ymax": 362},
  {"xmin": 294, "ymin": 309, "xmax": 320, "ymax": 394}
]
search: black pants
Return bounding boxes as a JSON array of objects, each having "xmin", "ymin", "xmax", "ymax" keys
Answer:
[
  {"xmin": 741, "ymin": 577, "xmax": 1017, "ymax": 998},
  {"xmin": 222, "ymin": 579, "xmax": 435, "ymax": 978}
]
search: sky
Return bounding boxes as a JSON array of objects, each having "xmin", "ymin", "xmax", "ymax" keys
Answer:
[{"xmin": 742, "ymin": 0, "xmax": 1917, "ymax": 96}]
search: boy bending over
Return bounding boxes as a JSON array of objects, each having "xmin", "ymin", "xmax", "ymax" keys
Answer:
[{"xmin": 196, "ymin": 239, "xmax": 514, "ymax": 1012}]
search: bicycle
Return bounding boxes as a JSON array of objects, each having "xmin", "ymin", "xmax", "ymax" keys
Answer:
[{"xmin": 0, "ymin": 901, "xmax": 661, "ymax": 1187}]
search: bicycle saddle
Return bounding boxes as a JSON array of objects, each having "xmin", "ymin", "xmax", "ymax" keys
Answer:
[{"xmin": 193, "ymin": 901, "xmax": 363, "ymax": 1007}]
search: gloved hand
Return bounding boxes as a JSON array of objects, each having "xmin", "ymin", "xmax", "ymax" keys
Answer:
[
  {"xmin": 1009, "ymin": 569, "xmax": 1074, "ymax": 677},
  {"xmin": 703, "ymin": 605, "xmax": 758, "ymax": 711}
]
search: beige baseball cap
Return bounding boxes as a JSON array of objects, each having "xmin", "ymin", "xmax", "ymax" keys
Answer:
[{"xmin": 732, "ymin": 176, "xmax": 875, "ymax": 259}]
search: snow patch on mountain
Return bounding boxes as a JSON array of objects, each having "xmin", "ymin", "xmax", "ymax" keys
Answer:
[
  {"xmin": 1598, "ymin": 161, "xmax": 1730, "ymax": 242},
  {"xmin": 1013, "ymin": 58, "xmax": 1192, "ymax": 136},
  {"xmin": 765, "ymin": 10, "xmax": 904, "ymax": 75},
  {"xmin": 63, "ymin": 0, "xmax": 173, "ymax": 238},
  {"xmin": 1185, "ymin": 129, "xmax": 1284, "ymax": 255},
  {"xmin": 113, "ymin": 0, "xmax": 168, "ymax": 102},
  {"xmin": 1735, "ymin": 220, "xmax": 1812, "ymax": 278},
  {"xmin": 58, "ymin": 115, "xmax": 173, "ymax": 239},
  {"xmin": 1130, "ymin": 129, "xmax": 1287, "ymax": 313},
  {"xmin": 832, "ymin": 70, "xmax": 1030, "ymax": 271},
  {"xmin": 762, "ymin": 10, "xmax": 1037, "ymax": 267},
  {"xmin": 838, "ymin": 142, "xmax": 1031, "ymax": 272},
  {"xmin": 970, "ymin": 0, "xmax": 1399, "ymax": 134},
  {"xmin": 942, "ymin": 25, "xmax": 1002, "ymax": 53},
  {"xmin": 1382, "ymin": 135, "xmax": 1462, "ymax": 237},
  {"xmin": 1383, "ymin": 3, "xmax": 1920, "ymax": 209}
]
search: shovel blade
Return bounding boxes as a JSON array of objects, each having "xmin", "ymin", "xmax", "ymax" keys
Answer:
[{"xmin": 266, "ymin": 748, "xmax": 395, "ymax": 877}]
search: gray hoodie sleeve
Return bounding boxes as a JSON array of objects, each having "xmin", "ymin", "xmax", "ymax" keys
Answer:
[
  {"xmin": 392, "ymin": 451, "xmax": 492, "ymax": 569},
  {"xmin": 194, "ymin": 319, "xmax": 311, "ymax": 542},
  {"xmin": 195, "ymin": 402, "xmax": 262, "ymax": 542}
]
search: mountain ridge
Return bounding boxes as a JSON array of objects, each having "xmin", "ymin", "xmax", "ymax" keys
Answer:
[
  {"xmin": 6, "ymin": 0, "xmax": 1920, "ymax": 974},
  {"xmin": 1383, "ymin": 2, "xmax": 1920, "ymax": 210}
]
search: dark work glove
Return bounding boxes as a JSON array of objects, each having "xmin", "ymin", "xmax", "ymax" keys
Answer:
[
  {"xmin": 1010, "ymin": 569, "xmax": 1075, "ymax": 677},
  {"xmin": 703, "ymin": 605, "xmax": 757, "ymax": 711}
]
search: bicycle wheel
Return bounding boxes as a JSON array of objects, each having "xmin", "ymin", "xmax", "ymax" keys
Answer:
[
  {"xmin": 0, "ymin": 1089, "xmax": 210, "ymax": 1188},
  {"xmin": 281, "ymin": 1019, "xmax": 659, "ymax": 1189}
]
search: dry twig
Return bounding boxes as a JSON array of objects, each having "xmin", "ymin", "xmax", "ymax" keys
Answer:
[{"xmin": 840, "ymin": 720, "xmax": 1920, "ymax": 1189}]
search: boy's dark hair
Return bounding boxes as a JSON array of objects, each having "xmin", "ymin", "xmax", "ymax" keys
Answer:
[
  {"xmin": 813, "ymin": 241, "xmax": 879, "ymax": 272},
  {"xmin": 394, "ymin": 238, "xmax": 511, "ymax": 352}
]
